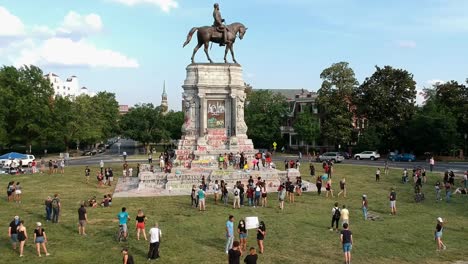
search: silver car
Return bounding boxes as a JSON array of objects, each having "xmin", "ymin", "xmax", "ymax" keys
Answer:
[{"xmin": 318, "ymin": 152, "xmax": 345, "ymax": 163}]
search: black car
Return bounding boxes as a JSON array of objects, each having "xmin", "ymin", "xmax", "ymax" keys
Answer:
[{"xmin": 339, "ymin": 152, "xmax": 352, "ymax": 159}]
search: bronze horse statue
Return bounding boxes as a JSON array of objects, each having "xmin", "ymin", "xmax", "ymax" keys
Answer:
[{"xmin": 183, "ymin": 22, "xmax": 248, "ymax": 64}]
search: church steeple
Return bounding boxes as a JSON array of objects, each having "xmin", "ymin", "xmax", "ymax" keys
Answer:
[{"xmin": 161, "ymin": 81, "xmax": 168, "ymax": 114}]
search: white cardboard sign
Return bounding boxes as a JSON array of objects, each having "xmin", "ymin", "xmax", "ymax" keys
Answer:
[{"xmin": 245, "ymin": 216, "xmax": 259, "ymax": 230}]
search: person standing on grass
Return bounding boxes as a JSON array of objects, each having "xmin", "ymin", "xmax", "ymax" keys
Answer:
[
  {"xmin": 337, "ymin": 178, "xmax": 346, "ymax": 198},
  {"xmin": 45, "ymin": 196, "xmax": 52, "ymax": 221},
  {"xmin": 384, "ymin": 160, "xmax": 389, "ymax": 175},
  {"xmin": 9, "ymin": 215, "xmax": 20, "ymax": 250},
  {"xmin": 117, "ymin": 207, "xmax": 130, "ymax": 240},
  {"xmin": 78, "ymin": 202, "xmax": 87, "ymax": 235},
  {"xmin": 85, "ymin": 166, "xmax": 91, "ymax": 184},
  {"xmin": 191, "ymin": 185, "xmax": 198, "ymax": 208},
  {"xmin": 233, "ymin": 184, "xmax": 241, "ymax": 209},
  {"xmin": 135, "ymin": 209, "xmax": 147, "ymax": 241},
  {"xmin": 122, "ymin": 248, "xmax": 135, "ymax": 264},
  {"xmin": 389, "ymin": 188, "xmax": 397, "ymax": 215},
  {"xmin": 14, "ymin": 182, "xmax": 22, "ymax": 203},
  {"xmin": 429, "ymin": 157, "xmax": 435, "ymax": 172},
  {"xmin": 198, "ymin": 185, "xmax": 206, "ymax": 211},
  {"xmin": 257, "ymin": 221, "xmax": 266, "ymax": 254},
  {"xmin": 434, "ymin": 217, "xmax": 446, "ymax": 251},
  {"xmin": 330, "ymin": 202, "xmax": 341, "ymax": 231},
  {"xmin": 59, "ymin": 159, "xmax": 65, "ymax": 174},
  {"xmin": 228, "ymin": 240, "xmax": 242, "ymax": 264},
  {"xmin": 238, "ymin": 219, "xmax": 248, "ymax": 252},
  {"xmin": 278, "ymin": 183, "xmax": 286, "ymax": 210},
  {"xmin": 244, "ymin": 247, "xmax": 258, "ymax": 264},
  {"xmin": 254, "ymin": 184, "xmax": 261, "ymax": 207},
  {"xmin": 51, "ymin": 193, "xmax": 61, "ymax": 223},
  {"xmin": 340, "ymin": 223, "xmax": 353, "ymax": 264},
  {"xmin": 310, "ymin": 162, "xmax": 315, "ymax": 177},
  {"xmin": 17, "ymin": 220, "xmax": 27, "ymax": 257},
  {"xmin": 362, "ymin": 195, "xmax": 368, "ymax": 220},
  {"xmin": 34, "ymin": 222, "xmax": 50, "ymax": 257},
  {"xmin": 316, "ymin": 175, "xmax": 322, "ymax": 196},
  {"xmin": 261, "ymin": 183, "xmax": 268, "ymax": 207},
  {"xmin": 213, "ymin": 180, "xmax": 220, "ymax": 205},
  {"xmin": 223, "ymin": 183, "xmax": 229, "ymax": 206},
  {"xmin": 148, "ymin": 153, "xmax": 152, "ymax": 164},
  {"xmin": 325, "ymin": 179, "xmax": 334, "ymax": 198},
  {"xmin": 376, "ymin": 168, "xmax": 381, "ymax": 182},
  {"xmin": 434, "ymin": 181, "xmax": 442, "ymax": 201},
  {"xmin": 341, "ymin": 205, "xmax": 349, "ymax": 225},
  {"xmin": 148, "ymin": 223, "xmax": 161, "ymax": 260},
  {"xmin": 225, "ymin": 215, "xmax": 235, "ymax": 254}
]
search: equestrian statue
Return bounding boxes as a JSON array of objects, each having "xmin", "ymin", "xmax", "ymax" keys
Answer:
[{"xmin": 183, "ymin": 3, "xmax": 248, "ymax": 64}]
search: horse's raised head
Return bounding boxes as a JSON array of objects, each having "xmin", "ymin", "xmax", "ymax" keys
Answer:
[{"xmin": 239, "ymin": 25, "xmax": 248, "ymax": 40}]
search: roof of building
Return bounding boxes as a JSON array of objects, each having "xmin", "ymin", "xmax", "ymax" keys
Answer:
[
  {"xmin": 44, "ymin": 72, "xmax": 59, "ymax": 77},
  {"xmin": 256, "ymin": 89, "xmax": 316, "ymax": 101}
]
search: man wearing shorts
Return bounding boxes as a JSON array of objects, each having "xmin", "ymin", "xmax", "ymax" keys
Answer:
[
  {"xmin": 78, "ymin": 203, "xmax": 87, "ymax": 235},
  {"xmin": 389, "ymin": 188, "xmax": 397, "ymax": 215},
  {"xmin": 340, "ymin": 223, "xmax": 353, "ymax": 264},
  {"xmin": 118, "ymin": 207, "xmax": 130, "ymax": 239},
  {"xmin": 197, "ymin": 185, "xmax": 206, "ymax": 211},
  {"xmin": 8, "ymin": 215, "xmax": 20, "ymax": 250}
]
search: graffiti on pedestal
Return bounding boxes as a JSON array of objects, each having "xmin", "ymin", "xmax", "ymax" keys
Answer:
[
  {"xmin": 206, "ymin": 128, "xmax": 228, "ymax": 148},
  {"xmin": 207, "ymin": 100, "xmax": 225, "ymax": 128}
]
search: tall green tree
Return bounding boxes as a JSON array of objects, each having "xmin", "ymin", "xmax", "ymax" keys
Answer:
[
  {"xmin": 92, "ymin": 91, "xmax": 120, "ymax": 140},
  {"xmin": 165, "ymin": 111, "xmax": 184, "ymax": 140},
  {"xmin": 119, "ymin": 104, "xmax": 170, "ymax": 149},
  {"xmin": 317, "ymin": 62, "xmax": 358, "ymax": 147},
  {"xmin": 292, "ymin": 111, "xmax": 320, "ymax": 146},
  {"xmin": 245, "ymin": 90, "xmax": 288, "ymax": 148},
  {"xmin": 0, "ymin": 65, "xmax": 54, "ymax": 147},
  {"xmin": 355, "ymin": 65, "xmax": 417, "ymax": 150}
]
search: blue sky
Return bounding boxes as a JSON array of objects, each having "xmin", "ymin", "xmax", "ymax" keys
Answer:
[{"xmin": 0, "ymin": 0, "xmax": 467, "ymax": 109}]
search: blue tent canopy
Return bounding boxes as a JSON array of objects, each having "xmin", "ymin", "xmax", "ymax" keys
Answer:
[{"xmin": 0, "ymin": 152, "xmax": 27, "ymax": 160}]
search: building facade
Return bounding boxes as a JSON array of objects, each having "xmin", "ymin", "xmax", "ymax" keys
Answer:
[{"xmin": 44, "ymin": 72, "xmax": 94, "ymax": 97}]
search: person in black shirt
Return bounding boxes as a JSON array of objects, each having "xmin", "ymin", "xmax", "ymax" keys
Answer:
[
  {"xmin": 8, "ymin": 216, "xmax": 20, "ymax": 250},
  {"xmin": 78, "ymin": 203, "xmax": 87, "ymax": 235},
  {"xmin": 244, "ymin": 247, "xmax": 258, "ymax": 264},
  {"xmin": 257, "ymin": 221, "xmax": 266, "ymax": 254},
  {"xmin": 228, "ymin": 240, "xmax": 241, "ymax": 264},
  {"xmin": 340, "ymin": 223, "xmax": 353, "ymax": 264},
  {"xmin": 122, "ymin": 248, "xmax": 135, "ymax": 264}
]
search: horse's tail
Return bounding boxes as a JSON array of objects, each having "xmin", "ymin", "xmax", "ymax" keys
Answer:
[{"xmin": 183, "ymin": 27, "xmax": 198, "ymax": 47}]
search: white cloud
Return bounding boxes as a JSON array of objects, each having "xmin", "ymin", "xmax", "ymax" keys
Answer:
[
  {"xmin": 110, "ymin": 0, "xmax": 178, "ymax": 12},
  {"xmin": 426, "ymin": 79, "xmax": 445, "ymax": 86},
  {"xmin": 15, "ymin": 37, "xmax": 139, "ymax": 68},
  {"xmin": 415, "ymin": 89, "xmax": 426, "ymax": 106},
  {"xmin": 0, "ymin": 6, "xmax": 25, "ymax": 37},
  {"xmin": 0, "ymin": 6, "xmax": 138, "ymax": 69},
  {"xmin": 57, "ymin": 11, "xmax": 103, "ymax": 38},
  {"xmin": 396, "ymin": 40, "xmax": 416, "ymax": 49}
]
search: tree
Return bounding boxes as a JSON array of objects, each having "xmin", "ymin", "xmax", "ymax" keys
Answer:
[
  {"xmin": 0, "ymin": 65, "xmax": 54, "ymax": 148},
  {"xmin": 245, "ymin": 90, "xmax": 288, "ymax": 148},
  {"xmin": 92, "ymin": 92, "xmax": 120, "ymax": 141},
  {"xmin": 293, "ymin": 111, "xmax": 320, "ymax": 146},
  {"xmin": 119, "ymin": 104, "xmax": 170, "ymax": 149},
  {"xmin": 355, "ymin": 65, "xmax": 417, "ymax": 150},
  {"xmin": 164, "ymin": 111, "xmax": 184, "ymax": 140},
  {"xmin": 317, "ymin": 62, "xmax": 358, "ymax": 147}
]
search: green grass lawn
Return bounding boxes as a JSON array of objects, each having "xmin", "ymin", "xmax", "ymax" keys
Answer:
[{"xmin": 0, "ymin": 163, "xmax": 467, "ymax": 264}]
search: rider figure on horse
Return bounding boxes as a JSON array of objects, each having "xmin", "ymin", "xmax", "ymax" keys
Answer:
[{"xmin": 213, "ymin": 3, "xmax": 230, "ymax": 46}]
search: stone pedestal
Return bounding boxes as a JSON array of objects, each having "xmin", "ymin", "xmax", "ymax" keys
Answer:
[{"xmin": 176, "ymin": 63, "xmax": 256, "ymax": 165}]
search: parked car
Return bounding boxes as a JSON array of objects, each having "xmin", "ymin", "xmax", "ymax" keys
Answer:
[
  {"xmin": 354, "ymin": 151, "xmax": 380, "ymax": 161},
  {"xmin": 317, "ymin": 152, "xmax": 345, "ymax": 163},
  {"xmin": 0, "ymin": 154, "xmax": 35, "ymax": 167},
  {"xmin": 389, "ymin": 153, "xmax": 416, "ymax": 162}
]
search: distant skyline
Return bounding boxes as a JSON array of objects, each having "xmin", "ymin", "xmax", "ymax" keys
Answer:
[{"xmin": 1, "ymin": 0, "xmax": 467, "ymax": 110}]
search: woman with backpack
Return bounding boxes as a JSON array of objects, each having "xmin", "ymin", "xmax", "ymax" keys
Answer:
[{"xmin": 330, "ymin": 202, "xmax": 341, "ymax": 231}]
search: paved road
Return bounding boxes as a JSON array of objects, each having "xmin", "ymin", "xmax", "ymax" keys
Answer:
[
  {"xmin": 273, "ymin": 156, "xmax": 468, "ymax": 173},
  {"xmin": 69, "ymin": 145, "xmax": 468, "ymax": 174}
]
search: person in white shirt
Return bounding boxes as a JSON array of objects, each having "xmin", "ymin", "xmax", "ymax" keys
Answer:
[
  {"xmin": 147, "ymin": 223, "xmax": 162, "ymax": 260},
  {"xmin": 233, "ymin": 185, "xmax": 240, "ymax": 209},
  {"xmin": 341, "ymin": 205, "xmax": 350, "ymax": 225}
]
